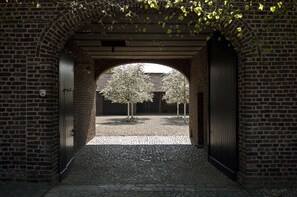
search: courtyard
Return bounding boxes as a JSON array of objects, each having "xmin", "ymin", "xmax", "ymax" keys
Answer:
[{"xmin": 96, "ymin": 115, "xmax": 189, "ymax": 136}]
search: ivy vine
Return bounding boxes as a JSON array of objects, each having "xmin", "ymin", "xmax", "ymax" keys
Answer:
[{"xmin": 3, "ymin": 0, "xmax": 297, "ymax": 55}]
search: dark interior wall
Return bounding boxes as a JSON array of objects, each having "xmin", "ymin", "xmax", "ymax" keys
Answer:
[
  {"xmin": 137, "ymin": 92, "xmax": 189, "ymax": 114},
  {"xmin": 67, "ymin": 43, "xmax": 96, "ymax": 153},
  {"xmin": 102, "ymin": 99, "xmax": 128, "ymax": 115},
  {"xmin": 97, "ymin": 92, "xmax": 188, "ymax": 115},
  {"xmin": 74, "ymin": 61, "xmax": 96, "ymax": 152},
  {"xmin": 96, "ymin": 92, "xmax": 103, "ymax": 116},
  {"xmin": 189, "ymin": 47, "xmax": 208, "ymax": 147}
]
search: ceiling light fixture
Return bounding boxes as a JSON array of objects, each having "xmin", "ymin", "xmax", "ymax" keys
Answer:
[{"xmin": 101, "ymin": 40, "xmax": 126, "ymax": 52}]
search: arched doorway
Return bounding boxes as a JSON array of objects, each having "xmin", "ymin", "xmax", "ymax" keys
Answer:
[
  {"xmin": 95, "ymin": 63, "xmax": 189, "ymax": 116},
  {"xmin": 33, "ymin": 3, "xmax": 258, "ymax": 185}
]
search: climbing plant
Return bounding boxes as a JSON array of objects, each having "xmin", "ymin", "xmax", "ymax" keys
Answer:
[
  {"xmin": 5, "ymin": 0, "xmax": 295, "ymax": 38},
  {"xmin": 3, "ymin": 0, "xmax": 296, "ymax": 55}
]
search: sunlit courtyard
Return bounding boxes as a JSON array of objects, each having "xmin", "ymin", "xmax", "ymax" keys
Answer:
[{"xmin": 96, "ymin": 115, "xmax": 189, "ymax": 136}]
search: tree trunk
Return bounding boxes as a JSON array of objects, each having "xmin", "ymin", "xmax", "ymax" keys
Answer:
[
  {"xmin": 131, "ymin": 103, "xmax": 134, "ymax": 119},
  {"xmin": 127, "ymin": 102, "xmax": 130, "ymax": 119},
  {"xmin": 183, "ymin": 77, "xmax": 186, "ymax": 121},
  {"xmin": 177, "ymin": 103, "xmax": 180, "ymax": 118},
  {"xmin": 184, "ymin": 103, "xmax": 187, "ymax": 122}
]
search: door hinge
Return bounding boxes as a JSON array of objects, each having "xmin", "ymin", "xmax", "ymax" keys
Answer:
[{"xmin": 63, "ymin": 88, "xmax": 72, "ymax": 92}]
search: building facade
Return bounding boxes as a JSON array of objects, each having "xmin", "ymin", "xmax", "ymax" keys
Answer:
[
  {"xmin": 0, "ymin": 1, "xmax": 296, "ymax": 187},
  {"xmin": 96, "ymin": 72, "xmax": 188, "ymax": 115}
]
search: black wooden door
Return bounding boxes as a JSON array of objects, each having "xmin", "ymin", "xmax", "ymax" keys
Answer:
[
  {"xmin": 59, "ymin": 52, "xmax": 74, "ymax": 178},
  {"xmin": 208, "ymin": 34, "xmax": 238, "ymax": 180},
  {"xmin": 197, "ymin": 92, "xmax": 204, "ymax": 145}
]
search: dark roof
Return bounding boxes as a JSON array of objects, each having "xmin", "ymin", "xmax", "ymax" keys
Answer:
[{"xmin": 96, "ymin": 73, "xmax": 166, "ymax": 92}]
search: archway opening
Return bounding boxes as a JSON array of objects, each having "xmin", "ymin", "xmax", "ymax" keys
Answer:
[
  {"xmin": 57, "ymin": 27, "xmax": 240, "ymax": 186},
  {"xmin": 51, "ymin": 8, "xmax": 242, "ymax": 187},
  {"xmin": 95, "ymin": 62, "xmax": 190, "ymax": 137}
]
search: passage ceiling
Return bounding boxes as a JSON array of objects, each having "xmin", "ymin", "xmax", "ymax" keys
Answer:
[{"xmin": 71, "ymin": 14, "xmax": 210, "ymax": 59}]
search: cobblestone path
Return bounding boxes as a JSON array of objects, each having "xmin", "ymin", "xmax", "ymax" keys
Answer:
[{"xmin": 45, "ymin": 136, "xmax": 254, "ymax": 197}]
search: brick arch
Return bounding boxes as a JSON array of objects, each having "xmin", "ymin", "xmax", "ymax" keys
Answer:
[
  {"xmin": 36, "ymin": 9, "xmax": 99, "ymax": 57},
  {"xmin": 219, "ymin": 19, "xmax": 260, "ymax": 58},
  {"xmin": 33, "ymin": 3, "xmax": 260, "ymax": 184},
  {"xmin": 94, "ymin": 59, "xmax": 191, "ymax": 82},
  {"xmin": 36, "ymin": 4, "xmax": 259, "ymax": 60}
]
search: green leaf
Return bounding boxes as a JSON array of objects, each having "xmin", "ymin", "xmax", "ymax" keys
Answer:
[
  {"xmin": 125, "ymin": 11, "xmax": 131, "ymax": 17},
  {"xmin": 235, "ymin": 13, "xmax": 243, "ymax": 19},
  {"xmin": 270, "ymin": 6, "xmax": 276, "ymax": 13},
  {"xmin": 194, "ymin": 7, "xmax": 202, "ymax": 16},
  {"xmin": 258, "ymin": 3, "xmax": 264, "ymax": 10}
]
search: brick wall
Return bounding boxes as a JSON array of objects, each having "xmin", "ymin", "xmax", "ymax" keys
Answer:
[
  {"xmin": 233, "ymin": 8, "xmax": 297, "ymax": 187},
  {"xmin": 189, "ymin": 47, "xmax": 208, "ymax": 148},
  {"xmin": 73, "ymin": 60, "xmax": 96, "ymax": 152},
  {"xmin": 67, "ymin": 42, "xmax": 96, "ymax": 152},
  {"xmin": 0, "ymin": 2, "xmax": 59, "ymax": 182},
  {"xmin": 0, "ymin": 23, "xmax": 28, "ymax": 182}
]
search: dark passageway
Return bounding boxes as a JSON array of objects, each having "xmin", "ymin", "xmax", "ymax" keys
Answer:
[
  {"xmin": 61, "ymin": 137, "xmax": 236, "ymax": 186},
  {"xmin": 45, "ymin": 136, "xmax": 249, "ymax": 196}
]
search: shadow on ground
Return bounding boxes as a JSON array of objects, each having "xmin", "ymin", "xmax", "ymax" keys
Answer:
[
  {"xmin": 61, "ymin": 143, "xmax": 236, "ymax": 187},
  {"xmin": 97, "ymin": 117, "xmax": 150, "ymax": 125},
  {"xmin": 161, "ymin": 117, "xmax": 189, "ymax": 126}
]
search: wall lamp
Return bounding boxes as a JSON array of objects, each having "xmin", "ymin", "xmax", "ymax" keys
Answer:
[{"xmin": 84, "ymin": 66, "xmax": 91, "ymax": 74}]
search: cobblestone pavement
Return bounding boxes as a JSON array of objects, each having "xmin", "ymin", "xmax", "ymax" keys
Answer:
[
  {"xmin": 0, "ymin": 183, "xmax": 50, "ymax": 197},
  {"xmin": 44, "ymin": 136, "xmax": 254, "ymax": 197},
  {"xmin": 45, "ymin": 185, "xmax": 251, "ymax": 197},
  {"xmin": 96, "ymin": 115, "xmax": 189, "ymax": 136}
]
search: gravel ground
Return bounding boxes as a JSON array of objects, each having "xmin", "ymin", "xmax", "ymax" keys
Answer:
[{"xmin": 96, "ymin": 115, "xmax": 189, "ymax": 136}]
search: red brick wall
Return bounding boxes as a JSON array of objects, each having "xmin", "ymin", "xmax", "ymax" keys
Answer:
[
  {"xmin": 189, "ymin": 47, "xmax": 208, "ymax": 148},
  {"xmin": 73, "ymin": 61, "xmax": 96, "ymax": 152},
  {"xmin": 0, "ymin": 24, "xmax": 28, "ymax": 182},
  {"xmin": 67, "ymin": 42, "xmax": 96, "ymax": 152}
]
